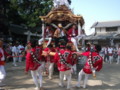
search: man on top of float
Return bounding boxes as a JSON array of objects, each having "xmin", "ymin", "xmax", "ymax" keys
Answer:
[
  {"xmin": 67, "ymin": 24, "xmax": 80, "ymax": 51},
  {"xmin": 38, "ymin": 25, "xmax": 54, "ymax": 47},
  {"xmin": 54, "ymin": 23, "xmax": 68, "ymax": 47}
]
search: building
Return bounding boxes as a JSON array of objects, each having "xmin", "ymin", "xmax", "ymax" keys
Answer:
[
  {"xmin": 85, "ymin": 20, "xmax": 120, "ymax": 46},
  {"xmin": 0, "ymin": 23, "xmax": 42, "ymax": 43},
  {"xmin": 9, "ymin": 24, "xmax": 42, "ymax": 43}
]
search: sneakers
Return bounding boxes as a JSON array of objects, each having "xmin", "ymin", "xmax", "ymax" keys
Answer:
[
  {"xmin": 59, "ymin": 83, "xmax": 64, "ymax": 87},
  {"xmin": 35, "ymin": 87, "xmax": 44, "ymax": 90},
  {"xmin": 19, "ymin": 61, "xmax": 22, "ymax": 63},
  {"xmin": 63, "ymin": 77, "xmax": 67, "ymax": 81},
  {"xmin": 48, "ymin": 77, "xmax": 52, "ymax": 80},
  {"xmin": 75, "ymin": 84, "xmax": 81, "ymax": 88},
  {"xmin": 76, "ymin": 49, "xmax": 80, "ymax": 52},
  {"xmin": 67, "ymin": 87, "xmax": 70, "ymax": 90},
  {"xmin": 14, "ymin": 64, "xmax": 18, "ymax": 67},
  {"xmin": 13, "ymin": 63, "xmax": 17, "ymax": 67},
  {"xmin": 82, "ymin": 85, "xmax": 86, "ymax": 89},
  {"xmin": 67, "ymin": 86, "xmax": 71, "ymax": 90},
  {"xmin": 35, "ymin": 87, "xmax": 39, "ymax": 90}
]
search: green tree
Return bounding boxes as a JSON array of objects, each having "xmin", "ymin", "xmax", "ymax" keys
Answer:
[
  {"xmin": 0, "ymin": 0, "xmax": 10, "ymax": 35},
  {"xmin": 8, "ymin": 0, "xmax": 53, "ymax": 30}
]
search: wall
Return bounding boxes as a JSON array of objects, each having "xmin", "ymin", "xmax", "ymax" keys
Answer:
[
  {"xmin": 118, "ymin": 27, "xmax": 120, "ymax": 33},
  {"xmin": 95, "ymin": 27, "xmax": 106, "ymax": 34},
  {"xmin": 96, "ymin": 27, "xmax": 120, "ymax": 34}
]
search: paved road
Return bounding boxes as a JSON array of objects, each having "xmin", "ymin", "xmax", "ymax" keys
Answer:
[{"xmin": 1, "ymin": 61, "xmax": 120, "ymax": 90}]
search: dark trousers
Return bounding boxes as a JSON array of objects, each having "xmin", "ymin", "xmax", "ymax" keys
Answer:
[{"xmin": 104, "ymin": 54, "xmax": 109, "ymax": 62}]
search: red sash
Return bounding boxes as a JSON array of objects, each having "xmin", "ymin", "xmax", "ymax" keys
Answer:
[{"xmin": 108, "ymin": 53, "xmax": 113, "ymax": 56}]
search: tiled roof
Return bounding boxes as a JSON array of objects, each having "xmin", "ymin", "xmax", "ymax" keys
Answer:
[
  {"xmin": 85, "ymin": 33, "xmax": 120, "ymax": 40},
  {"xmin": 9, "ymin": 24, "xmax": 42, "ymax": 34},
  {"xmin": 91, "ymin": 20, "xmax": 120, "ymax": 28}
]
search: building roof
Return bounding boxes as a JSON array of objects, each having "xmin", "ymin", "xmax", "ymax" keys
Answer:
[
  {"xmin": 91, "ymin": 20, "xmax": 120, "ymax": 28},
  {"xmin": 85, "ymin": 33, "xmax": 120, "ymax": 40},
  {"xmin": 9, "ymin": 24, "xmax": 42, "ymax": 35}
]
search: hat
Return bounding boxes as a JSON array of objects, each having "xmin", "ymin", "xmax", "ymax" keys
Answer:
[{"xmin": 58, "ymin": 23, "xmax": 62, "ymax": 28}]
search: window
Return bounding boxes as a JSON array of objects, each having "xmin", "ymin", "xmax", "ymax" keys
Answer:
[{"xmin": 106, "ymin": 27, "xmax": 118, "ymax": 32}]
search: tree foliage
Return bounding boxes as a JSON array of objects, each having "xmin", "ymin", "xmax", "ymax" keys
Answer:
[{"xmin": 8, "ymin": 0, "xmax": 53, "ymax": 29}]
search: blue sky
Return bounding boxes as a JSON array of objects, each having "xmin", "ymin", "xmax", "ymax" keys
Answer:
[{"xmin": 71, "ymin": 0, "xmax": 120, "ymax": 35}]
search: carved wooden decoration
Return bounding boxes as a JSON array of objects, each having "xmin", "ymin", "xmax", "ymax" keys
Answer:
[{"xmin": 40, "ymin": 5, "xmax": 84, "ymax": 26}]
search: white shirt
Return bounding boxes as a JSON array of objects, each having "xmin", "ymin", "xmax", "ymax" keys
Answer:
[
  {"xmin": 100, "ymin": 47, "xmax": 105, "ymax": 54},
  {"xmin": 72, "ymin": 29, "xmax": 76, "ymax": 36},
  {"xmin": 46, "ymin": 29, "xmax": 52, "ymax": 38},
  {"xmin": 0, "ymin": 48, "xmax": 5, "ymax": 61},
  {"xmin": 58, "ymin": 29, "xmax": 65, "ymax": 37},
  {"xmin": 108, "ymin": 47, "xmax": 113, "ymax": 54},
  {"xmin": 18, "ymin": 45, "xmax": 24, "ymax": 53},
  {"xmin": 12, "ymin": 46, "xmax": 19, "ymax": 56}
]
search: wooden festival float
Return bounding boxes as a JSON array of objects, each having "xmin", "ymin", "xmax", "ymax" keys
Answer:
[{"xmin": 39, "ymin": 5, "xmax": 85, "ymax": 49}]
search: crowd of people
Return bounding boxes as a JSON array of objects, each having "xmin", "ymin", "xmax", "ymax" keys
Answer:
[
  {"xmin": 0, "ymin": 0, "xmax": 119, "ymax": 89},
  {"xmin": 2, "ymin": 41, "xmax": 25, "ymax": 66},
  {"xmin": 0, "ymin": 23, "xmax": 120, "ymax": 90},
  {"xmin": 99, "ymin": 45, "xmax": 120, "ymax": 64},
  {"xmin": 38, "ymin": 23, "xmax": 86, "ymax": 52},
  {"xmin": 24, "ymin": 39, "xmax": 103, "ymax": 90},
  {"xmin": 0, "ymin": 24, "xmax": 119, "ymax": 90},
  {"xmin": 0, "ymin": 37, "xmax": 104, "ymax": 90}
]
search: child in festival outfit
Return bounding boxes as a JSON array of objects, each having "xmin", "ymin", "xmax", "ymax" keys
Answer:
[
  {"xmin": 64, "ymin": 50, "xmax": 78, "ymax": 81},
  {"xmin": 25, "ymin": 41, "xmax": 44, "ymax": 90},
  {"xmin": 71, "ymin": 51, "xmax": 78, "ymax": 74},
  {"xmin": 43, "ymin": 44, "xmax": 56, "ymax": 79},
  {"xmin": 54, "ymin": 45, "xmax": 72, "ymax": 89},
  {"xmin": 76, "ymin": 44, "xmax": 103, "ymax": 89}
]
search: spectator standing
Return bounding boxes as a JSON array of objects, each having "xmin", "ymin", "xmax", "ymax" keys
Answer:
[
  {"xmin": 104, "ymin": 46, "xmax": 109, "ymax": 63},
  {"xmin": 18, "ymin": 43, "xmax": 25, "ymax": 62},
  {"xmin": 12, "ymin": 43, "xmax": 19, "ymax": 66},
  {"xmin": 108, "ymin": 46, "xmax": 113, "ymax": 64}
]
